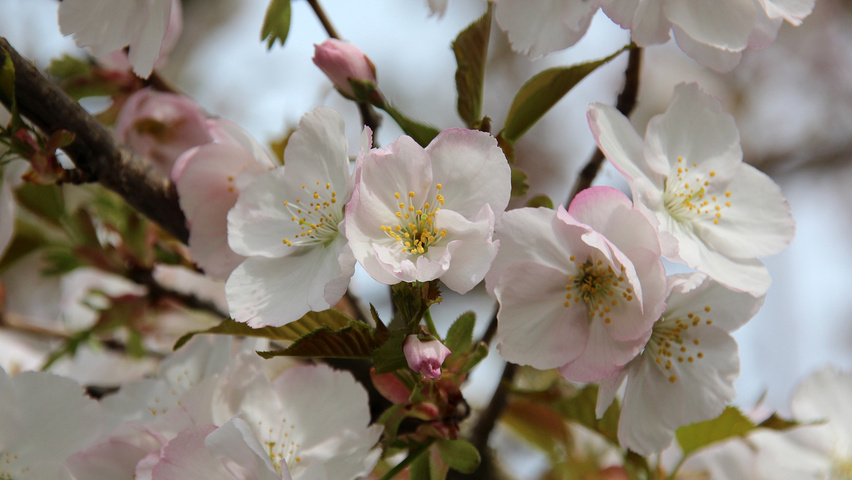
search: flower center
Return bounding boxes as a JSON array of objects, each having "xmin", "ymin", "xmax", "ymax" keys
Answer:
[
  {"xmin": 281, "ymin": 181, "xmax": 342, "ymax": 247},
  {"xmin": 260, "ymin": 417, "xmax": 303, "ymax": 475},
  {"xmin": 645, "ymin": 306, "xmax": 713, "ymax": 384},
  {"xmin": 380, "ymin": 184, "xmax": 447, "ymax": 255},
  {"xmin": 663, "ymin": 157, "xmax": 731, "ymax": 226},
  {"xmin": 1, "ymin": 451, "xmax": 20, "ymax": 480},
  {"xmin": 562, "ymin": 257, "xmax": 633, "ymax": 325}
]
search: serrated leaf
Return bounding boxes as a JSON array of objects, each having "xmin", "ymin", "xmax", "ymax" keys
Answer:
[
  {"xmin": 15, "ymin": 183, "xmax": 65, "ymax": 225},
  {"xmin": 452, "ymin": 6, "xmax": 492, "ymax": 128},
  {"xmin": 260, "ymin": 0, "xmax": 292, "ymax": 50},
  {"xmin": 381, "ymin": 103, "xmax": 441, "ymax": 148},
  {"xmin": 445, "ymin": 311, "xmax": 475, "ymax": 353},
  {"xmin": 676, "ymin": 406, "xmax": 756, "ymax": 457},
  {"xmin": 553, "ymin": 384, "xmax": 620, "ymax": 445},
  {"xmin": 173, "ymin": 309, "xmax": 353, "ymax": 350},
  {"xmin": 436, "ymin": 438, "xmax": 481, "ymax": 474},
  {"xmin": 511, "ymin": 165, "xmax": 529, "ymax": 197},
  {"xmin": 372, "ymin": 328, "xmax": 409, "ymax": 374},
  {"xmin": 258, "ymin": 320, "xmax": 379, "ymax": 359},
  {"xmin": 500, "ymin": 46, "xmax": 629, "ymax": 144},
  {"xmin": 526, "ymin": 194, "xmax": 554, "ymax": 209}
]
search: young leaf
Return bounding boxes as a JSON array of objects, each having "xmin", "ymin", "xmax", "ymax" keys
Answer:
[
  {"xmin": 15, "ymin": 183, "xmax": 65, "ymax": 226},
  {"xmin": 553, "ymin": 384, "xmax": 620, "ymax": 445},
  {"xmin": 525, "ymin": 194, "xmax": 554, "ymax": 209},
  {"xmin": 260, "ymin": 0, "xmax": 292, "ymax": 50},
  {"xmin": 257, "ymin": 321, "xmax": 379, "ymax": 359},
  {"xmin": 452, "ymin": 5, "xmax": 492, "ymax": 128},
  {"xmin": 173, "ymin": 309, "xmax": 353, "ymax": 350},
  {"xmin": 676, "ymin": 406, "xmax": 756, "ymax": 457},
  {"xmin": 436, "ymin": 438, "xmax": 481, "ymax": 474},
  {"xmin": 372, "ymin": 328, "xmax": 409, "ymax": 374},
  {"xmin": 511, "ymin": 165, "xmax": 529, "ymax": 198},
  {"xmin": 499, "ymin": 45, "xmax": 629, "ymax": 144},
  {"xmin": 445, "ymin": 311, "xmax": 475, "ymax": 353},
  {"xmin": 379, "ymin": 103, "xmax": 441, "ymax": 148}
]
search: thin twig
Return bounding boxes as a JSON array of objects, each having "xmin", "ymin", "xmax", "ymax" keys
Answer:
[
  {"xmin": 477, "ymin": 303, "xmax": 500, "ymax": 347},
  {"xmin": 0, "ymin": 38, "xmax": 190, "ymax": 243},
  {"xmin": 567, "ymin": 47, "xmax": 643, "ymax": 205},
  {"xmin": 306, "ymin": 0, "xmax": 341, "ymax": 39}
]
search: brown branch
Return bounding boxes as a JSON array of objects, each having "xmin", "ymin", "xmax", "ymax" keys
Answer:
[
  {"xmin": 0, "ymin": 37, "xmax": 190, "ymax": 243},
  {"xmin": 567, "ymin": 46, "xmax": 643, "ymax": 205}
]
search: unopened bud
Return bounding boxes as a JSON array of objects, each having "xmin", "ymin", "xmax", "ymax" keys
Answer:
[
  {"xmin": 403, "ymin": 335, "xmax": 451, "ymax": 379},
  {"xmin": 312, "ymin": 39, "xmax": 377, "ymax": 100}
]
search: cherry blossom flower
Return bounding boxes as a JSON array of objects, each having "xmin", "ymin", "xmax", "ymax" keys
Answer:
[
  {"xmin": 588, "ymin": 83, "xmax": 795, "ymax": 296},
  {"xmin": 346, "ymin": 129, "xmax": 510, "ymax": 293},
  {"xmin": 58, "ymin": 0, "xmax": 182, "ymax": 78},
  {"xmin": 595, "ymin": 273, "xmax": 764, "ymax": 455},
  {"xmin": 493, "ymin": 0, "xmax": 601, "ymax": 57},
  {"xmin": 172, "ymin": 118, "xmax": 276, "ymax": 280},
  {"xmin": 226, "ymin": 107, "xmax": 364, "ymax": 327},
  {"xmin": 0, "ymin": 367, "xmax": 102, "ymax": 480},
  {"xmin": 403, "ymin": 335, "xmax": 452, "ymax": 379},
  {"xmin": 485, "ymin": 187, "xmax": 666, "ymax": 382},
  {"xmin": 749, "ymin": 367, "xmax": 852, "ymax": 479},
  {"xmin": 313, "ymin": 39, "xmax": 377, "ymax": 100},
  {"xmin": 114, "ymin": 88, "xmax": 213, "ymax": 175},
  {"xmin": 600, "ymin": 0, "xmax": 814, "ymax": 71}
]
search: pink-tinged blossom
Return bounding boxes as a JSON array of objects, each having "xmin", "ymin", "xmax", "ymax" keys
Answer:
[
  {"xmin": 493, "ymin": 0, "xmax": 601, "ymax": 56},
  {"xmin": 0, "ymin": 368, "xmax": 102, "ymax": 480},
  {"xmin": 485, "ymin": 187, "xmax": 666, "ymax": 382},
  {"xmin": 403, "ymin": 335, "xmax": 452, "ymax": 379},
  {"xmin": 58, "ymin": 0, "xmax": 182, "ymax": 78},
  {"xmin": 595, "ymin": 273, "xmax": 764, "ymax": 455},
  {"xmin": 600, "ymin": 0, "xmax": 814, "ymax": 71},
  {"xmin": 172, "ymin": 118, "xmax": 276, "ymax": 280},
  {"xmin": 114, "ymin": 88, "xmax": 213, "ymax": 175},
  {"xmin": 346, "ymin": 129, "xmax": 510, "ymax": 293},
  {"xmin": 588, "ymin": 83, "xmax": 795, "ymax": 296},
  {"xmin": 226, "ymin": 107, "xmax": 364, "ymax": 327},
  {"xmin": 312, "ymin": 39, "xmax": 377, "ymax": 100}
]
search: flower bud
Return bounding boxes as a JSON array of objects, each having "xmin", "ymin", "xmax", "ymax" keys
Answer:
[
  {"xmin": 312, "ymin": 39, "xmax": 377, "ymax": 100},
  {"xmin": 403, "ymin": 335, "xmax": 451, "ymax": 379}
]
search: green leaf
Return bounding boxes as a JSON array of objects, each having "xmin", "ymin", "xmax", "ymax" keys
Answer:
[
  {"xmin": 502, "ymin": 399, "xmax": 570, "ymax": 462},
  {"xmin": 757, "ymin": 412, "xmax": 803, "ymax": 431},
  {"xmin": 380, "ymin": 103, "xmax": 441, "ymax": 148},
  {"xmin": 258, "ymin": 320, "xmax": 379, "ymax": 359},
  {"xmin": 42, "ymin": 246, "xmax": 87, "ymax": 275},
  {"xmin": 452, "ymin": 6, "xmax": 492, "ymax": 128},
  {"xmin": 0, "ymin": 220, "xmax": 47, "ymax": 273},
  {"xmin": 445, "ymin": 311, "xmax": 475, "ymax": 353},
  {"xmin": 15, "ymin": 183, "xmax": 65, "ymax": 226},
  {"xmin": 260, "ymin": 0, "xmax": 292, "ymax": 50},
  {"xmin": 500, "ymin": 46, "xmax": 629, "ymax": 144},
  {"xmin": 173, "ymin": 309, "xmax": 353, "ymax": 350},
  {"xmin": 525, "ymin": 194, "xmax": 554, "ymax": 209},
  {"xmin": 676, "ymin": 406, "xmax": 756, "ymax": 457},
  {"xmin": 552, "ymin": 384, "xmax": 620, "ymax": 445},
  {"xmin": 409, "ymin": 446, "xmax": 433, "ymax": 480},
  {"xmin": 436, "ymin": 438, "xmax": 481, "ymax": 474},
  {"xmin": 458, "ymin": 341, "xmax": 489, "ymax": 373},
  {"xmin": 47, "ymin": 54, "xmax": 91, "ymax": 79},
  {"xmin": 511, "ymin": 165, "xmax": 529, "ymax": 198},
  {"xmin": 371, "ymin": 328, "xmax": 409, "ymax": 374}
]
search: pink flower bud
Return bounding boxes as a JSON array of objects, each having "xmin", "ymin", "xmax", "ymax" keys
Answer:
[
  {"xmin": 403, "ymin": 335, "xmax": 451, "ymax": 379},
  {"xmin": 115, "ymin": 88, "xmax": 213, "ymax": 175},
  {"xmin": 312, "ymin": 39, "xmax": 377, "ymax": 99}
]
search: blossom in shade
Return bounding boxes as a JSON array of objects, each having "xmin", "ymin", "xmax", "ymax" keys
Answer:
[
  {"xmin": 226, "ymin": 107, "xmax": 365, "ymax": 327},
  {"xmin": 403, "ymin": 335, "xmax": 452, "ymax": 379},
  {"xmin": 595, "ymin": 273, "xmax": 764, "ymax": 455},
  {"xmin": 346, "ymin": 129, "xmax": 510, "ymax": 294},
  {"xmin": 114, "ymin": 88, "xmax": 213, "ymax": 175},
  {"xmin": 493, "ymin": 0, "xmax": 601, "ymax": 57},
  {"xmin": 58, "ymin": 0, "xmax": 182, "ymax": 78},
  {"xmin": 312, "ymin": 39, "xmax": 377, "ymax": 100},
  {"xmin": 588, "ymin": 83, "xmax": 795, "ymax": 296},
  {"xmin": 172, "ymin": 118, "xmax": 276, "ymax": 280},
  {"xmin": 0, "ymin": 367, "xmax": 102, "ymax": 480},
  {"xmin": 485, "ymin": 186, "xmax": 666, "ymax": 382}
]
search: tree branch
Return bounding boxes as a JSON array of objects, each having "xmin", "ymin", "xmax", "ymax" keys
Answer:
[
  {"xmin": 0, "ymin": 37, "xmax": 189, "ymax": 243},
  {"xmin": 567, "ymin": 47, "xmax": 643, "ymax": 205}
]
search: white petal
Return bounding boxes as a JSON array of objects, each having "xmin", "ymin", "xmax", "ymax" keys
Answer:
[
  {"xmin": 282, "ymin": 107, "xmax": 352, "ymax": 200},
  {"xmin": 672, "ymin": 27, "xmax": 744, "ymax": 72},
  {"xmin": 693, "ymin": 164, "xmax": 795, "ymax": 259},
  {"xmin": 425, "ymin": 129, "xmax": 510, "ymax": 220},
  {"xmin": 58, "ymin": 0, "xmax": 142, "ymax": 57},
  {"xmin": 558, "ymin": 321, "xmax": 648, "ymax": 383},
  {"xmin": 494, "ymin": 0, "xmax": 599, "ymax": 56},
  {"xmin": 664, "ymin": 0, "xmax": 756, "ymax": 50},
  {"xmin": 663, "ymin": 273, "xmax": 764, "ymax": 332},
  {"xmin": 433, "ymin": 206, "xmax": 498, "ymax": 294},
  {"xmin": 588, "ymin": 103, "xmax": 667, "ymax": 185},
  {"xmin": 693, "ymin": 243, "xmax": 772, "ymax": 296},
  {"xmin": 495, "ymin": 262, "xmax": 590, "ymax": 370},
  {"xmin": 757, "ymin": 0, "xmax": 815, "ymax": 25},
  {"xmin": 205, "ymin": 418, "xmax": 281, "ymax": 479},
  {"xmin": 790, "ymin": 368, "xmax": 852, "ymax": 440},
  {"xmin": 128, "ymin": 0, "xmax": 172, "ymax": 78}
]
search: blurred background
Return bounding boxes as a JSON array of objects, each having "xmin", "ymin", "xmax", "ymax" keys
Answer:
[{"xmin": 1, "ymin": 0, "xmax": 851, "ymax": 429}]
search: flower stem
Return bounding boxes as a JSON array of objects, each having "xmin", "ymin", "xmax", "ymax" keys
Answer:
[
  {"xmin": 378, "ymin": 438, "xmax": 436, "ymax": 480},
  {"xmin": 306, "ymin": 0, "xmax": 340, "ymax": 39},
  {"xmin": 424, "ymin": 309, "xmax": 439, "ymax": 338}
]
